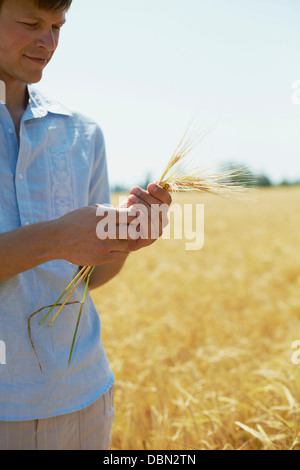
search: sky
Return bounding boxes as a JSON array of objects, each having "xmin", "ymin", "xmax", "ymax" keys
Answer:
[{"xmin": 36, "ymin": 0, "xmax": 300, "ymax": 188}]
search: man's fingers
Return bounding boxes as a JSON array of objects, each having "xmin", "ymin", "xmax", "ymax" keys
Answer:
[
  {"xmin": 130, "ymin": 184, "xmax": 172, "ymax": 209},
  {"xmin": 147, "ymin": 183, "xmax": 172, "ymax": 206},
  {"xmin": 130, "ymin": 183, "xmax": 172, "ymax": 205},
  {"xmin": 95, "ymin": 183, "xmax": 171, "ymax": 246},
  {"xmin": 95, "ymin": 205, "xmax": 137, "ymax": 225},
  {"xmin": 128, "ymin": 192, "xmax": 169, "ymax": 226}
]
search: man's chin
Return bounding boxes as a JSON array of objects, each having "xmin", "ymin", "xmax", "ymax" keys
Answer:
[
  {"xmin": 11, "ymin": 67, "xmax": 44, "ymax": 85},
  {"xmin": 25, "ymin": 71, "xmax": 44, "ymax": 84}
]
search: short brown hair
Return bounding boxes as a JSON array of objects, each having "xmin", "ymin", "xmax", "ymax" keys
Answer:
[{"xmin": 0, "ymin": 0, "xmax": 72, "ymax": 12}]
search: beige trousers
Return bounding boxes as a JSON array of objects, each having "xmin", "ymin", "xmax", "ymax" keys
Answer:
[{"xmin": 0, "ymin": 384, "xmax": 115, "ymax": 450}]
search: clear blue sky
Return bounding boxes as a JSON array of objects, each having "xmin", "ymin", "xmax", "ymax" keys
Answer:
[{"xmin": 36, "ymin": 0, "xmax": 300, "ymax": 187}]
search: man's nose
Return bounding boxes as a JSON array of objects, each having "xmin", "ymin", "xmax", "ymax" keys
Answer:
[{"xmin": 35, "ymin": 27, "xmax": 57, "ymax": 51}]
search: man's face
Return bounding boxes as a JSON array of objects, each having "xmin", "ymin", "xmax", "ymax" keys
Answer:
[{"xmin": 0, "ymin": 0, "xmax": 66, "ymax": 84}]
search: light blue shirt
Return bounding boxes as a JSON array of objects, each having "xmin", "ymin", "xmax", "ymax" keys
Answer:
[{"xmin": 0, "ymin": 85, "xmax": 114, "ymax": 421}]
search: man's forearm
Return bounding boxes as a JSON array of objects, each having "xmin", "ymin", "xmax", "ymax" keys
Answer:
[
  {"xmin": 0, "ymin": 221, "xmax": 58, "ymax": 283},
  {"xmin": 88, "ymin": 256, "xmax": 128, "ymax": 290},
  {"xmin": 0, "ymin": 205, "xmax": 133, "ymax": 284}
]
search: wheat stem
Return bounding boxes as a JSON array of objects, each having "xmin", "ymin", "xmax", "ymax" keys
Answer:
[
  {"xmin": 47, "ymin": 266, "xmax": 93, "ymax": 327},
  {"xmin": 39, "ymin": 265, "xmax": 88, "ymax": 326},
  {"xmin": 28, "ymin": 301, "xmax": 82, "ymax": 372},
  {"xmin": 68, "ymin": 266, "xmax": 95, "ymax": 365}
]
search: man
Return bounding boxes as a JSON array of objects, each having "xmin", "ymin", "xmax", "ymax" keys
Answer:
[{"xmin": 0, "ymin": 0, "xmax": 171, "ymax": 450}]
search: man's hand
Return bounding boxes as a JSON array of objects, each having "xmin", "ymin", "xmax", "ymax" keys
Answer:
[
  {"xmin": 53, "ymin": 205, "xmax": 137, "ymax": 267},
  {"xmin": 54, "ymin": 183, "xmax": 171, "ymax": 267},
  {"xmin": 76, "ymin": 183, "xmax": 172, "ymax": 289},
  {"xmin": 118, "ymin": 183, "xmax": 172, "ymax": 252}
]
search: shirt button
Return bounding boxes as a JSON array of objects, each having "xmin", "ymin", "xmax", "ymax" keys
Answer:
[
  {"xmin": 18, "ymin": 173, "xmax": 23, "ymax": 180},
  {"xmin": 8, "ymin": 128, "xmax": 14, "ymax": 135},
  {"xmin": 24, "ymin": 221, "xmax": 30, "ymax": 226}
]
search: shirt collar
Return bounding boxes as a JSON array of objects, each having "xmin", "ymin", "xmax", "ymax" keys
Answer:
[{"xmin": 24, "ymin": 84, "xmax": 73, "ymax": 120}]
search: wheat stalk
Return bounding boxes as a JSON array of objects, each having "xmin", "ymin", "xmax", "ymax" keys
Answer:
[
  {"xmin": 158, "ymin": 125, "xmax": 254, "ymax": 198},
  {"xmin": 28, "ymin": 266, "xmax": 95, "ymax": 372},
  {"xmin": 28, "ymin": 126, "xmax": 254, "ymax": 371}
]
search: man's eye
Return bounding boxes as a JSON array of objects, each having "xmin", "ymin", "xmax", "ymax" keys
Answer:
[{"xmin": 20, "ymin": 22, "xmax": 38, "ymax": 27}]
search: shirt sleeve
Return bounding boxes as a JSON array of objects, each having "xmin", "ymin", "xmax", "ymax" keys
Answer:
[{"xmin": 88, "ymin": 125, "xmax": 111, "ymax": 207}]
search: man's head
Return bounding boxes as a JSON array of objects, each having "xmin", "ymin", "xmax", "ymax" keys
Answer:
[
  {"xmin": 0, "ymin": 0, "xmax": 72, "ymax": 85},
  {"xmin": 0, "ymin": 0, "xmax": 72, "ymax": 12}
]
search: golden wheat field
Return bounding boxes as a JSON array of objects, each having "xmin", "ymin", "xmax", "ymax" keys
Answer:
[{"xmin": 91, "ymin": 186, "xmax": 300, "ymax": 450}]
